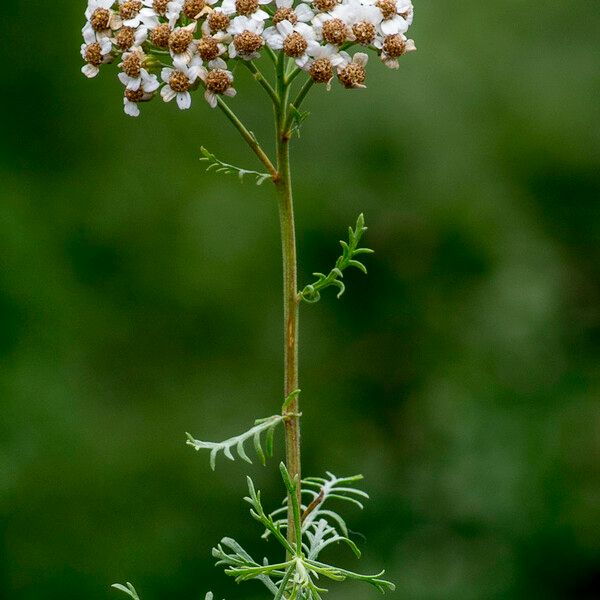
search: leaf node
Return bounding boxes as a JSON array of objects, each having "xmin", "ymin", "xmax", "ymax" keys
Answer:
[{"xmin": 200, "ymin": 146, "xmax": 271, "ymax": 185}]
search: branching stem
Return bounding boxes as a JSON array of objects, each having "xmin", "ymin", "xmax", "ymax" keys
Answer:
[
  {"xmin": 285, "ymin": 77, "xmax": 315, "ymax": 132},
  {"xmin": 241, "ymin": 60, "xmax": 280, "ymax": 107},
  {"xmin": 214, "ymin": 96, "xmax": 277, "ymax": 179}
]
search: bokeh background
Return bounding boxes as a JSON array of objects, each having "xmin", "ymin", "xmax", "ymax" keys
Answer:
[{"xmin": 1, "ymin": 1, "xmax": 599, "ymax": 599}]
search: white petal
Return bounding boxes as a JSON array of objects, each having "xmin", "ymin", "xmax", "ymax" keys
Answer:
[
  {"xmin": 204, "ymin": 90, "xmax": 218, "ymax": 108},
  {"xmin": 81, "ymin": 64, "xmax": 99, "ymax": 78},
  {"xmin": 176, "ymin": 91, "xmax": 192, "ymax": 109},
  {"xmin": 380, "ymin": 19, "xmax": 398, "ymax": 35},
  {"xmin": 145, "ymin": 77, "xmax": 160, "ymax": 93},
  {"xmin": 124, "ymin": 99, "xmax": 141, "ymax": 117},
  {"xmin": 295, "ymin": 4, "xmax": 314, "ymax": 22},
  {"xmin": 161, "ymin": 86, "xmax": 177, "ymax": 102},
  {"xmin": 354, "ymin": 52, "xmax": 369, "ymax": 66},
  {"xmin": 221, "ymin": 0, "xmax": 236, "ymax": 15}
]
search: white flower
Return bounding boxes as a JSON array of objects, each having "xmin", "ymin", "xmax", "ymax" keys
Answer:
[
  {"xmin": 169, "ymin": 23, "xmax": 198, "ymax": 63},
  {"xmin": 112, "ymin": 24, "xmax": 149, "ymax": 50},
  {"xmin": 84, "ymin": 0, "xmax": 123, "ymax": 34},
  {"xmin": 221, "ymin": 0, "xmax": 271, "ymax": 23},
  {"xmin": 307, "ymin": 42, "xmax": 343, "ymax": 64},
  {"xmin": 336, "ymin": 1, "xmax": 382, "ymax": 46},
  {"xmin": 199, "ymin": 58, "xmax": 236, "ymax": 108},
  {"xmin": 372, "ymin": 0, "xmax": 413, "ymax": 36},
  {"xmin": 375, "ymin": 32, "xmax": 416, "ymax": 69},
  {"xmin": 123, "ymin": 76, "xmax": 160, "ymax": 116},
  {"xmin": 263, "ymin": 21, "xmax": 318, "ymax": 68},
  {"xmin": 118, "ymin": 48, "xmax": 159, "ymax": 90},
  {"xmin": 303, "ymin": 43, "xmax": 344, "ymax": 88},
  {"xmin": 227, "ymin": 16, "xmax": 265, "ymax": 60},
  {"xmin": 80, "ymin": 26, "xmax": 113, "ymax": 78},
  {"xmin": 123, "ymin": 7, "xmax": 160, "ymax": 29},
  {"xmin": 160, "ymin": 56, "xmax": 203, "ymax": 110},
  {"xmin": 337, "ymin": 50, "xmax": 369, "ymax": 88},
  {"xmin": 311, "ymin": 12, "xmax": 352, "ymax": 46},
  {"xmin": 273, "ymin": 0, "xmax": 314, "ymax": 23}
]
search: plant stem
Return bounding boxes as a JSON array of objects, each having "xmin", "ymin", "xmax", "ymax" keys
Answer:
[
  {"xmin": 275, "ymin": 54, "xmax": 302, "ymax": 550},
  {"xmin": 285, "ymin": 77, "xmax": 315, "ymax": 132},
  {"xmin": 241, "ymin": 60, "xmax": 280, "ymax": 107},
  {"xmin": 215, "ymin": 96, "xmax": 277, "ymax": 179}
]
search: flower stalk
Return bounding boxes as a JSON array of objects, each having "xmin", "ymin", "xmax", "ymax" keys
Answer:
[
  {"xmin": 274, "ymin": 100, "xmax": 302, "ymax": 549},
  {"xmin": 88, "ymin": 1, "xmax": 417, "ymax": 597}
]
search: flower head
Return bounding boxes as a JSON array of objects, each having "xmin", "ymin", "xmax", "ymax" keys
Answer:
[
  {"xmin": 161, "ymin": 56, "xmax": 203, "ymax": 109},
  {"xmin": 81, "ymin": 25, "xmax": 113, "ymax": 77},
  {"xmin": 200, "ymin": 58, "xmax": 236, "ymax": 107},
  {"xmin": 80, "ymin": 0, "xmax": 416, "ymax": 113}
]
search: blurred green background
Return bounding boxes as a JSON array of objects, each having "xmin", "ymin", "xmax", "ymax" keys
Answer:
[{"xmin": 1, "ymin": 1, "xmax": 599, "ymax": 599}]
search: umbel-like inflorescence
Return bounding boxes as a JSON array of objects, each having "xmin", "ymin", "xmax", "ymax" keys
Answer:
[{"xmin": 80, "ymin": 0, "xmax": 416, "ymax": 116}]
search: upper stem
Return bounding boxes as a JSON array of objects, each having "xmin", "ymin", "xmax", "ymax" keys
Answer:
[{"xmin": 214, "ymin": 96, "xmax": 277, "ymax": 179}]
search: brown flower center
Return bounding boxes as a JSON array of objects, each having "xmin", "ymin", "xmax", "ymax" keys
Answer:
[
  {"xmin": 85, "ymin": 42, "xmax": 104, "ymax": 66},
  {"xmin": 208, "ymin": 11, "xmax": 230, "ymax": 32},
  {"xmin": 338, "ymin": 62, "xmax": 366, "ymax": 88},
  {"xmin": 153, "ymin": 0, "xmax": 169, "ymax": 14},
  {"xmin": 376, "ymin": 0, "xmax": 396, "ymax": 20},
  {"xmin": 382, "ymin": 33, "xmax": 407, "ymax": 57},
  {"xmin": 120, "ymin": 0, "xmax": 142, "ymax": 20},
  {"xmin": 126, "ymin": 88, "xmax": 146, "ymax": 102},
  {"xmin": 206, "ymin": 69, "xmax": 231, "ymax": 94},
  {"xmin": 233, "ymin": 30, "xmax": 263, "ymax": 55},
  {"xmin": 91, "ymin": 8, "xmax": 111, "ymax": 31},
  {"xmin": 169, "ymin": 70, "xmax": 191, "ymax": 92},
  {"xmin": 352, "ymin": 21, "xmax": 375, "ymax": 45},
  {"xmin": 116, "ymin": 26, "xmax": 136, "ymax": 50},
  {"xmin": 169, "ymin": 28, "xmax": 194, "ymax": 54},
  {"xmin": 273, "ymin": 7, "xmax": 297, "ymax": 24},
  {"xmin": 313, "ymin": 0, "xmax": 337, "ymax": 11},
  {"xmin": 197, "ymin": 36, "xmax": 220, "ymax": 61},
  {"xmin": 122, "ymin": 52, "xmax": 143, "ymax": 77},
  {"xmin": 309, "ymin": 57, "xmax": 333, "ymax": 83},
  {"xmin": 183, "ymin": 0, "xmax": 206, "ymax": 18},
  {"xmin": 283, "ymin": 32, "xmax": 307, "ymax": 58},
  {"xmin": 322, "ymin": 18, "xmax": 348, "ymax": 46},
  {"xmin": 235, "ymin": 0, "xmax": 259, "ymax": 16},
  {"xmin": 151, "ymin": 23, "xmax": 171, "ymax": 48}
]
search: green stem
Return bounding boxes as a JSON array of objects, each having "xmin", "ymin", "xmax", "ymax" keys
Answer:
[
  {"xmin": 274, "ymin": 52, "xmax": 302, "ymax": 552},
  {"xmin": 241, "ymin": 60, "xmax": 280, "ymax": 107},
  {"xmin": 214, "ymin": 97, "xmax": 277, "ymax": 178},
  {"xmin": 285, "ymin": 77, "xmax": 315, "ymax": 132},
  {"xmin": 285, "ymin": 66, "xmax": 304, "ymax": 86}
]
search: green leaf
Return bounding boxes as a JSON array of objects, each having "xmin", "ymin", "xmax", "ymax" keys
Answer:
[
  {"xmin": 300, "ymin": 214, "xmax": 374, "ymax": 304},
  {"xmin": 200, "ymin": 146, "xmax": 271, "ymax": 185}
]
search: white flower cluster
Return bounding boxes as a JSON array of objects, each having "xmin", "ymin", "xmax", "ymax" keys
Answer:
[{"xmin": 80, "ymin": 0, "xmax": 416, "ymax": 117}]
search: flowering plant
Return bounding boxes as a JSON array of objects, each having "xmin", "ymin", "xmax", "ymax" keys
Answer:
[{"xmin": 80, "ymin": 0, "xmax": 416, "ymax": 598}]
